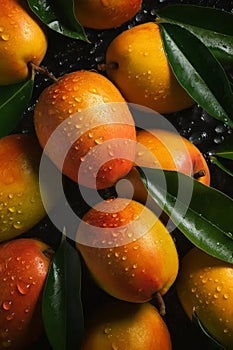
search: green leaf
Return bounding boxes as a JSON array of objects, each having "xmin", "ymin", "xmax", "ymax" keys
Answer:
[
  {"xmin": 0, "ymin": 79, "xmax": 34, "ymax": 138},
  {"xmin": 157, "ymin": 4, "xmax": 233, "ymax": 64},
  {"xmin": 214, "ymin": 152, "xmax": 233, "ymax": 161},
  {"xmin": 192, "ymin": 312, "xmax": 226, "ymax": 349},
  {"xmin": 27, "ymin": 0, "xmax": 89, "ymax": 41},
  {"xmin": 138, "ymin": 167, "xmax": 233, "ymax": 264},
  {"xmin": 210, "ymin": 156, "xmax": 233, "ymax": 177},
  {"xmin": 42, "ymin": 232, "xmax": 84, "ymax": 350},
  {"xmin": 159, "ymin": 23, "xmax": 233, "ymax": 128}
]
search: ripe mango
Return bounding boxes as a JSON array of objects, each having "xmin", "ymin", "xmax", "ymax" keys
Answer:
[
  {"xmin": 177, "ymin": 247, "xmax": 233, "ymax": 349},
  {"xmin": 105, "ymin": 22, "xmax": 194, "ymax": 114},
  {"xmin": 81, "ymin": 299, "xmax": 172, "ymax": 350},
  {"xmin": 0, "ymin": 134, "xmax": 46, "ymax": 242},
  {"xmin": 0, "ymin": 0, "xmax": 47, "ymax": 85},
  {"xmin": 76, "ymin": 198, "xmax": 179, "ymax": 303},
  {"xmin": 34, "ymin": 70, "xmax": 136, "ymax": 190},
  {"xmin": 0, "ymin": 238, "xmax": 52, "ymax": 350},
  {"xmin": 74, "ymin": 0, "xmax": 142, "ymax": 29}
]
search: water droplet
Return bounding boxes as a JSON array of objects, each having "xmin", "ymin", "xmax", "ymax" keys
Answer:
[
  {"xmin": 6, "ymin": 313, "xmax": 14, "ymax": 321},
  {"xmin": 216, "ymin": 286, "xmax": 222, "ymax": 292},
  {"xmin": 223, "ymin": 294, "xmax": 229, "ymax": 300},
  {"xmin": 213, "ymin": 294, "xmax": 218, "ymax": 299},
  {"xmin": 114, "ymin": 252, "xmax": 119, "ymax": 258},
  {"xmin": 2, "ymin": 301, "xmax": 12, "ymax": 311},
  {"xmin": 12, "ymin": 221, "xmax": 22, "ymax": 229},
  {"xmin": 191, "ymin": 288, "xmax": 196, "ymax": 293},
  {"xmin": 223, "ymin": 328, "xmax": 229, "ymax": 334},
  {"xmin": 24, "ymin": 307, "xmax": 30, "ymax": 313},
  {"xmin": 103, "ymin": 325, "xmax": 111, "ymax": 335},
  {"xmin": 132, "ymin": 264, "xmax": 137, "ymax": 269},
  {"xmin": 8, "ymin": 207, "xmax": 15, "ymax": 213},
  {"xmin": 1, "ymin": 339, "xmax": 12, "ymax": 348},
  {"xmin": 95, "ymin": 137, "xmax": 103, "ymax": 144},
  {"xmin": 0, "ymin": 328, "xmax": 9, "ymax": 339},
  {"xmin": 1, "ymin": 34, "xmax": 10, "ymax": 41},
  {"xmin": 16, "ymin": 281, "xmax": 30, "ymax": 295},
  {"xmin": 121, "ymin": 256, "xmax": 127, "ymax": 261},
  {"xmin": 111, "ymin": 343, "xmax": 118, "ymax": 350},
  {"xmin": 8, "ymin": 194, "xmax": 14, "ymax": 199}
]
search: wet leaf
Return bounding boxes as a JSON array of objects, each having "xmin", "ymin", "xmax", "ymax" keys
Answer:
[
  {"xmin": 0, "ymin": 79, "xmax": 34, "ymax": 138},
  {"xmin": 210, "ymin": 156, "xmax": 233, "ymax": 177},
  {"xmin": 138, "ymin": 167, "xmax": 233, "ymax": 264},
  {"xmin": 157, "ymin": 4, "xmax": 233, "ymax": 64},
  {"xmin": 192, "ymin": 312, "xmax": 226, "ymax": 349},
  {"xmin": 159, "ymin": 23, "xmax": 233, "ymax": 128},
  {"xmin": 27, "ymin": 0, "xmax": 89, "ymax": 41},
  {"xmin": 42, "ymin": 232, "xmax": 84, "ymax": 350}
]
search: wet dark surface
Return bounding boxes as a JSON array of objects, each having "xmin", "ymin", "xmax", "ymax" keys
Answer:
[{"xmin": 14, "ymin": 0, "xmax": 233, "ymax": 349}]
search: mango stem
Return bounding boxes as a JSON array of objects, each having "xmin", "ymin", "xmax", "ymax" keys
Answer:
[
  {"xmin": 153, "ymin": 292, "xmax": 166, "ymax": 316},
  {"xmin": 98, "ymin": 62, "xmax": 119, "ymax": 71},
  {"xmin": 193, "ymin": 169, "xmax": 206, "ymax": 179},
  {"xmin": 29, "ymin": 62, "xmax": 58, "ymax": 83}
]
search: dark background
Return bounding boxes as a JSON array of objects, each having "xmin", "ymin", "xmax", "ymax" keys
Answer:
[{"xmin": 15, "ymin": 0, "xmax": 233, "ymax": 349}]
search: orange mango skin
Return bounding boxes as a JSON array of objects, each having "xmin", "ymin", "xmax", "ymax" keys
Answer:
[
  {"xmin": 106, "ymin": 22, "xmax": 194, "ymax": 114},
  {"xmin": 0, "ymin": 238, "xmax": 51, "ymax": 350},
  {"xmin": 81, "ymin": 300, "xmax": 172, "ymax": 350},
  {"xmin": 74, "ymin": 0, "xmax": 142, "ymax": 29},
  {"xmin": 34, "ymin": 70, "xmax": 136, "ymax": 190},
  {"xmin": 0, "ymin": 134, "xmax": 46, "ymax": 242},
  {"xmin": 0, "ymin": 0, "xmax": 47, "ymax": 85},
  {"xmin": 76, "ymin": 198, "xmax": 179, "ymax": 303},
  {"xmin": 176, "ymin": 248, "xmax": 233, "ymax": 349}
]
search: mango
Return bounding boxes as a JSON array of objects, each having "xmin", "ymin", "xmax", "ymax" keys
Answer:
[
  {"xmin": 34, "ymin": 70, "xmax": 136, "ymax": 190},
  {"xmin": 176, "ymin": 247, "xmax": 233, "ymax": 349},
  {"xmin": 105, "ymin": 22, "xmax": 194, "ymax": 114},
  {"xmin": 0, "ymin": 238, "xmax": 52, "ymax": 350},
  {"xmin": 81, "ymin": 299, "xmax": 172, "ymax": 350},
  {"xmin": 0, "ymin": 134, "xmax": 46, "ymax": 242},
  {"xmin": 0, "ymin": 0, "xmax": 47, "ymax": 85},
  {"xmin": 74, "ymin": 0, "xmax": 142, "ymax": 29},
  {"xmin": 76, "ymin": 198, "xmax": 179, "ymax": 303}
]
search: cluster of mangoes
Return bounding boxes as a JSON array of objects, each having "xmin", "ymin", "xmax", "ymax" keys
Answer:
[{"xmin": 0, "ymin": 1, "xmax": 233, "ymax": 349}]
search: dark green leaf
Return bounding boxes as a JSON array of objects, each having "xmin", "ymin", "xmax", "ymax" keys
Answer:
[
  {"xmin": 138, "ymin": 167, "xmax": 233, "ymax": 264},
  {"xmin": 210, "ymin": 156, "xmax": 233, "ymax": 177},
  {"xmin": 192, "ymin": 312, "xmax": 226, "ymax": 349},
  {"xmin": 213, "ymin": 152, "xmax": 233, "ymax": 161},
  {"xmin": 27, "ymin": 0, "xmax": 89, "ymax": 41},
  {"xmin": 159, "ymin": 23, "xmax": 233, "ymax": 128},
  {"xmin": 157, "ymin": 4, "xmax": 233, "ymax": 64},
  {"xmin": 0, "ymin": 79, "xmax": 34, "ymax": 138},
  {"xmin": 209, "ymin": 134, "xmax": 233, "ymax": 159},
  {"xmin": 42, "ymin": 232, "xmax": 84, "ymax": 350}
]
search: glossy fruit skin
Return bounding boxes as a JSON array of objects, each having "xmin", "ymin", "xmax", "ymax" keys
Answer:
[
  {"xmin": 34, "ymin": 70, "xmax": 136, "ymax": 190},
  {"xmin": 0, "ymin": 238, "xmax": 52, "ymax": 350},
  {"xmin": 0, "ymin": 0, "xmax": 47, "ymax": 85},
  {"xmin": 176, "ymin": 247, "xmax": 233, "ymax": 349},
  {"xmin": 74, "ymin": 0, "xmax": 142, "ymax": 29},
  {"xmin": 106, "ymin": 22, "xmax": 194, "ymax": 114},
  {"xmin": 76, "ymin": 198, "xmax": 179, "ymax": 303},
  {"xmin": 0, "ymin": 134, "xmax": 46, "ymax": 242},
  {"xmin": 118, "ymin": 129, "xmax": 210, "ymax": 211},
  {"xmin": 81, "ymin": 299, "xmax": 172, "ymax": 350}
]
